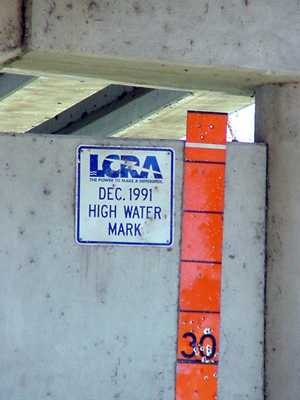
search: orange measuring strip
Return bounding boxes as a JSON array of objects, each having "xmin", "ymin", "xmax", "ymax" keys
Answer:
[{"xmin": 176, "ymin": 111, "xmax": 227, "ymax": 400}]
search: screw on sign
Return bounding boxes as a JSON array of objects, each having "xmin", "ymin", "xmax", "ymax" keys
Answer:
[{"xmin": 176, "ymin": 111, "xmax": 227, "ymax": 399}]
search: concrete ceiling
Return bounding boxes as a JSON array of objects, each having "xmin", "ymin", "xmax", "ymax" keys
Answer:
[
  {"xmin": 0, "ymin": 75, "xmax": 108, "ymax": 133},
  {"xmin": 0, "ymin": 70, "xmax": 252, "ymax": 138},
  {"xmin": 113, "ymin": 91, "xmax": 251, "ymax": 140}
]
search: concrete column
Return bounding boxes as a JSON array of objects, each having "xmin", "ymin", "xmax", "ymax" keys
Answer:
[{"xmin": 255, "ymin": 83, "xmax": 300, "ymax": 400}]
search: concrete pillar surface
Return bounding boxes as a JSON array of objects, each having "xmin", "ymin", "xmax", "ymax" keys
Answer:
[
  {"xmin": 256, "ymin": 83, "xmax": 300, "ymax": 400},
  {"xmin": 218, "ymin": 143, "xmax": 266, "ymax": 400},
  {"xmin": 0, "ymin": 0, "xmax": 23, "ymax": 63}
]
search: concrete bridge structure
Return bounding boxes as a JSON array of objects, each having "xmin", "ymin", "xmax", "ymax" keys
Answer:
[{"xmin": 0, "ymin": 1, "xmax": 300, "ymax": 399}]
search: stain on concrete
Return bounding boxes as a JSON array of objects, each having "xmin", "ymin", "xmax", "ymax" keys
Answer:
[
  {"xmin": 0, "ymin": 6, "xmax": 22, "ymax": 52},
  {"xmin": 18, "ymin": 227, "xmax": 25, "ymax": 236},
  {"xmin": 132, "ymin": 1, "xmax": 142, "ymax": 15},
  {"xmin": 48, "ymin": 0, "xmax": 57, "ymax": 16},
  {"xmin": 163, "ymin": 22, "xmax": 172, "ymax": 34},
  {"xmin": 88, "ymin": 0, "xmax": 100, "ymax": 17},
  {"xmin": 29, "ymin": 256, "xmax": 36, "ymax": 264}
]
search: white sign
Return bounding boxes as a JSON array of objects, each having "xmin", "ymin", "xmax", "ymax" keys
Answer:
[{"xmin": 76, "ymin": 145, "xmax": 174, "ymax": 246}]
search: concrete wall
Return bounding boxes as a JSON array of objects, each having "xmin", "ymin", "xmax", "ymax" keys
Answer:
[
  {"xmin": 218, "ymin": 143, "xmax": 266, "ymax": 400},
  {"xmin": 0, "ymin": 134, "xmax": 266, "ymax": 399},
  {"xmin": 28, "ymin": 0, "xmax": 300, "ymax": 75},
  {"xmin": 256, "ymin": 83, "xmax": 300, "ymax": 400},
  {"xmin": 0, "ymin": 0, "xmax": 23, "ymax": 63},
  {"xmin": 0, "ymin": 134, "xmax": 184, "ymax": 400}
]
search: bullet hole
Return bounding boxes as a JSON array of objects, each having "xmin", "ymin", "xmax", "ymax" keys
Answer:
[
  {"xmin": 60, "ymin": 311, "xmax": 65, "ymax": 317},
  {"xmin": 29, "ymin": 257, "xmax": 35, "ymax": 264},
  {"xmin": 18, "ymin": 227, "xmax": 25, "ymax": 236},
  {"xmin": 45, "ymin": 292, "xmax": 51, "ymax": 299},
  {"xmin": 229, "ymin": 254, "xmax": 235, "ymax": 259},
  {"xmin": 43, "ymin": 187, "xmax": 52, "ymax": 196},
  {"xmin": 272, "ymin": 347, "xmax": 276, "ymax": 352},
  {"xmin": 66, "ymin": 2, "xmax": 73, "ymax": 10},
  {"xmin": 57, "ymin": 168, "xmax": 61, "ymax": 174},
  {"xmin": 29, "ymin": 210, "xmax": 36, "ymax": 216},
  {"xmin": 184, "ymin": 68, "xmax": 189, "ymax": 72},
  {"xmin": 190, "ymin": 39, "xmax": 194, "ymax": 47},
  {"xmin": 39, "ymin": 157, "xmax": 46, "ymax": 164}
]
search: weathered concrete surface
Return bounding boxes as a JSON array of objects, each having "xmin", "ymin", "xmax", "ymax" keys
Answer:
[
  {"xmin": 256, "ymin": 83, "xmax": 300, "ymax": 400},
  {"xmin": 0, "ymin": 134, "xmax": 183, "ymax": 400},
  {"xmin": 0, "ymin": 0, "xmax": 23, "ymax": 63},
  {"xmin": 218, "ymin": 143, "xmax": 266, "ymax": 400},
  {"xmin": 27, "ymin": 0, "xmax": 300, "ymax": 75}
]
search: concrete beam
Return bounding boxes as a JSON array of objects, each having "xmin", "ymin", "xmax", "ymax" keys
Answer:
[
  {"xmin": 29, "ymin": 84, "xmax": 135, "ymax": 134},
  {"xmin": 115, "ymin": 91, "xmax": 252, "ymax": 140},
  {"xmin": 0, "ymin": 75, "xmax": 109, "ymax": 133},
  {"xmin": 4, "ymin": 51, "xmax": 299, "ymax": 96},
  {"xmin": 24, "ymin": 0, "xmax": 300, "ymax": 77},
  {"xmin": 60, "ymin": 88, "xmax": 190, "ymax": 137}
]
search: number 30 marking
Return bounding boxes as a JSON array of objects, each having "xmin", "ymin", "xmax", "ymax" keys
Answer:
[{"xmin": 181, "ymin": 332, "xmax": 217, "ymax": 359}]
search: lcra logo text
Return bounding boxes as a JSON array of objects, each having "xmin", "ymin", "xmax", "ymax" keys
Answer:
[{"xmin": 89, "ymin": 154, "xmax": 163, "ymax": 179}]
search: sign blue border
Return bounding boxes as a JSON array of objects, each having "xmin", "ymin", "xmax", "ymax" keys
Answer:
[{"xmin": 76, "ymin": 145, "xmax": 175, "ymax": 246}]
